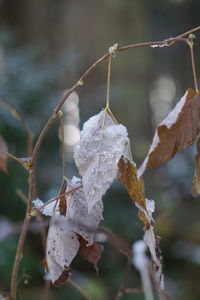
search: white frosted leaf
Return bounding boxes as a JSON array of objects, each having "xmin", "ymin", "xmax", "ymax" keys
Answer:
[
  {"xmin": 46, "ymin": 213, "xmax": 80, "ymax": 285},
  {"xmin": 32, "ymin": 198, "xmax": 57, "ymax": 216},
  {"xmin": 66, "ymin": 176, "xmax": 103, "ymax": 245},
  {"xmin": 46, "ymin": 177, "xmax": 103, "ymax": 285},
  {"xmin": 74, "ymin": 109, "xmax": 128, "ymax": 211},
  {"xmin": 145, "ymin": 198, "xmax": 155, "ymax": 214}
]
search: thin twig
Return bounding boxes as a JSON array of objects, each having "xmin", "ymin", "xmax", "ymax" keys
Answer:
[
  {"xmin": 34, "ymin": 184, "xmax": 83, "ymax": 214},
  {"xmin": 10, "ymin": 169, "xmax": 35, "ymax": 300},
  {"xmin": 17, "ymin": 188, "xmax": 47, "ymax": 251},
  {"xmin": 188, "ymin": 39, "xmax": 199, "ymax": 91},
  {"xmin": 114, "ymin": 259, "xmax": 132, "ymax": 300},
  {"xmin": 0, "ymin": 99, "xmax": 34, "ymax": 156},
  {"xmin": 58, "ymin": 111, "xmax": 67, "ymax": 178},
  {"xmin": 67, "ymin": 279, "xmax": 92, "ymax": 300},
  {"xmin": 98, "ymin": 226, "xmax": 131, "ymax": 258},
  {"xmin": 0, "ymin": 149, "xmax": 24, "ymax": 166},
  {"xmin": 105, "ymin": 54, "xmax": 112, "ymax": 109}
]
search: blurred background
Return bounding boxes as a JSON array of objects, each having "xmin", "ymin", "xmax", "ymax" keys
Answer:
[{"xmin": 0, "ymin": 0, "xmax": 200, "ymax": 299}]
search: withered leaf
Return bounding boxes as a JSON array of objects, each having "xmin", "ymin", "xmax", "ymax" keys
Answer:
[
  {"xmin": 118, "ymin": 153, "xmax": 164, "ymax": 288},
  {"xmin": 74, "ymin": 109, "xmax": 128, "ymax": 212},
  {"xmin": 46, "ymin": 177, "xmax": 103, "ymax": 285},
  {"xmin": 118, "ymin": 156, "xmax": 147, "ymax": 225},
  {"xmin": 79, "ymin": 241, "xmax": 104, "ymax": 274},
  {"xmin": 191, "ymin": 138, "xmax": 200, "ymax": 197},
  {"xmin": 46, "ymin": 214, "xmax": 80, "ymax": 285},
  {"xmin": 139, "ymin": 89, "xmax": 200, "ymax": 177},
  {"xmin": 0, "ymin": 136, "xmax": 8, "ymax": 173},
  {"xmin": 59, "ymin": 181, "xmax": 68, "ymax": 216}
]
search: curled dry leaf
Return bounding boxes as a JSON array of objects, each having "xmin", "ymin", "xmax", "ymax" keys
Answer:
[
  {"xmin": 80, "ymin": 242, "xmax": 104, "ymax": 274},
  {"xmin": 78, "ymin": 234, "xmax": 104, "ymax": 274},
  {"xmin": 118, "ymin": 156, "xmax": 147, "ymax": 225},
  {"xmin": 74, "ymin": 109, "xmax": 128, "ymax": 212},
  {"xmin": 45, "ymin": 177, "xmax": 103, "ymax": 285},
  {"xmin": 0, "ymin": 136, "xmax": 8, "ymax": 173},
  {"xmin": 143, "ymin": 199, "xmax": 164, "ymax": 289},
  {"xmin": 118, "ymin": 150, "xmax": 164, "ymax": 288},
  {"xmin": 191, "ymin": 138, "xmax": 200, "ymax": 197},
  {"xmin": 139, "ymin": 89, "xmax": 200, "ymax": 177}
]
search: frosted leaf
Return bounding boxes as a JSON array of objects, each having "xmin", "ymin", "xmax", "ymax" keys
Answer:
[
  {"xmin": 145, "ymin": 198, "xmax": 155, "ymax": 214},
  {"xmin": 66, "ymin": 176, "xmax": 103, "ymax": 245},
  {"xmin": 46, "ymin": 214, "xmax": 80, "ymax": 286},
  {"xmin": 46, "ymin": 177, "xmax": 103, "ymax": 285},
  {"xmin": 74, "ymin": 109, "xmax": 128, "ymax": 212},
  {"xmin": 32, "ymin": 198, "xmax": 57, "ymax": 216},
  {"xmin": 139, "ymin": 89, "xmax": 200, "ymax": 177},
  {"xmin": 144, "ymin": 227, "xmax": 159, "ymax": 265}
]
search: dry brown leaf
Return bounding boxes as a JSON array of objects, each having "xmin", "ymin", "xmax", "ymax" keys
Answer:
[
  {"xmin": 191, "ymin": 138, "xmax": 200, "ymax": 197},
  {"xmin": 118, "ymin": 156, "xmax": 147, "ymax": 225},
  {"xmin": 59, "ymin": 181, "xmax": 68, "ymax": 216},
  {"xmin": 78, "ymin": 234, "xmax": 104, "ymax": 274},
  {"xmin": 118, "ymin": 156, "xmax": 164, "ymax": 288},
  {"xmin": 139, "ymin": 89, "xmax": 200, "ymax": 177},
  {"xmin": 0, "ymin": 136, "xmax": 8, "ymax": 173}
]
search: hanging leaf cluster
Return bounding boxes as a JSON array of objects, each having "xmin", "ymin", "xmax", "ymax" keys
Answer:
[{"xmin": 33, "ymin": 88, "xmax": 200, "ymax": 288}]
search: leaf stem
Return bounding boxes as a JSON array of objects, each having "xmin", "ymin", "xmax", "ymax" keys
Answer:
[
  {"xmin": 10, "ymin": 169, "xmax": 35, "ymax": 300},
  {"xmin": 67, "ymin": 279, "xmax": 92, "ymax": 300},
  {"xmin": 105, "ymin": 54, "xmax": 113, "ymax": 110},
  {"xmin": 58, "ymin": 111, "xmax": 67, "ymax": 178},
  {"xmin": 188, "ymin": 36, "xmax": 199, "ymax": 91}
]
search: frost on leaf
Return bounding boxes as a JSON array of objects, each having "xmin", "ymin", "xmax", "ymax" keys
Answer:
[
  {"xmin": 66, "ymin": 177, "xmax": 103, "ymax": 245},
  {"xmin": 45, "ymin": 177, "xmax": 103, "ymax": 285},
  {"xmin": 139, "ymin": 89, "xmax": 200, "ymax": 177},
  {"xmin": 191, "ymin": 138, "xmax": 200, "ymax": 197},
  {"xmin": 0, "ymin": 136, "xmax": 8, "ymax": 173},
  {"xmin": 74, "ymin": 109, "xmax": 128, "ymax": 212},
  {"xmin": 32, "ymin": 198, "xmax": 56, "ymax": 216},
  {"xmin": 143, "ymin": 198, "xmax": 164, "ymax": 289},
  {"xmin": 46, "ymin": 213, "xmax": 80, "ymax": 286},
  {"xmin": 118, "ymin": 155, "xmax": 148, "ymax": 225}
]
